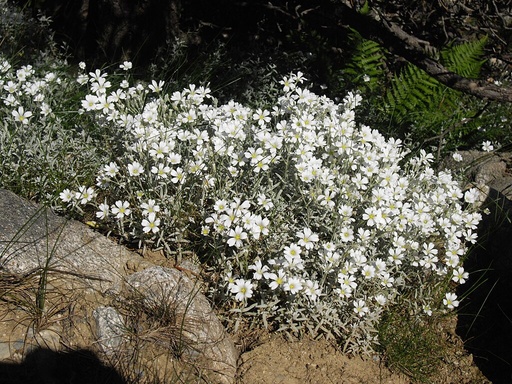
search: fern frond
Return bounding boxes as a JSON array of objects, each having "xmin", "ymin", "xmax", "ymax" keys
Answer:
[
  {"xmin": 345, "ymin": 31, "xmax": 386, "ymax": 85},
  {"xmin": 441, "ymin": 36, "xmax": 487, "ymax": 79},
  {"xmin": 385, "ymin": 37, "xmax": 487, "ymax": 126},
  {"xmin": 385, "ymin": 64, "xmax": 454, "ymax": 121}
]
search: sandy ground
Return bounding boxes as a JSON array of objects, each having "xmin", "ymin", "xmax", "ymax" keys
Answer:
[{"xmin": 235, "ymin": 330, "xmax": 490, "ymax": 384}]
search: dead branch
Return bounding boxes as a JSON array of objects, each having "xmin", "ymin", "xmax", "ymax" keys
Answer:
[{"xmin": 336, "ymin": 0, "xmax": 512, "ymax": 103}]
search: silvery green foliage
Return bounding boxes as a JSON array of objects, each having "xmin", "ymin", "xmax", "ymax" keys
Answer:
[
  {"xmin": 0, "ymin": 59, "xmax": 105, "ymax": 204},
  {"xmin": 57, "ymin": 66, "xmax": 482, "ymax": 354}
]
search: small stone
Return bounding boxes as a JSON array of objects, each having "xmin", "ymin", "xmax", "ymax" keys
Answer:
[
  {"xmin": 93, "ymin": 306, "xmax": 125, "ymax": 353},
  {"xmin": 0, "ymin": 342, "xmax": 11, "ymax": 359},
  {"xmin": 35, "ymin": 328, "xmax": 61, "ymax": 350},
  {"xmin": 12, "ymin": 340, "xmax": 24, "ymax": 351}
]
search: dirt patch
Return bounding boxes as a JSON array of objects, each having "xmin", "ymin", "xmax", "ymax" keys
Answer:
[
  {"xmin": 237, "ymin": 334, "xmax": 408, "ymax": 384},
  {"xmin": 0, "ymin": 267, "xmax": 211, "ymax": 383},
  {"xmin": 235, "ymin": 325, "xmax": 490, "ymax": 384}
]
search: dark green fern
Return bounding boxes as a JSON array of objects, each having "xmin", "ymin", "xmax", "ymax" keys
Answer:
[
  {"xmin": 344, "ymin": 34, "xmax": 491, "ymax": 154},
  {"xmin": 385, "ymin": 63, "xmax": 456, "ymax": 121},
  {"xmin": 383, "ymin": 37, "xmax": 488, "ymax": 152},
  {"xmin": 385, "ymin": 36, "xmax": 487, "ymax": 121},
  {"xmin": 441, "ymin": 36, "xmax": 488, "ymax": 78},
  {"xmin": 344, "ymin": 30, "xmax": 386, "ymax": 90}
]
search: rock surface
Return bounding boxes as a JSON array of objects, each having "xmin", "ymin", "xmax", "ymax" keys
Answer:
[
  {"xmin": 441, "ymin": 150, "xmax": 512, "ymax": 199},
  {"xmin": 442, "ymin": 151, "xmax": 512, "ymax": 383},
  {"xmin": 0, "ymin": 188, "xmax": 237, "ymax": 384},
  {"xmin": 125, "ymin": 266, "xmax": 238, "ymax": 383}
]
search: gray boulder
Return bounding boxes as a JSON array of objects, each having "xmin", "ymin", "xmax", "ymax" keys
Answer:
[{"xmin": 441, "ymin": 150, "xmax": 512, "ymax": 200}]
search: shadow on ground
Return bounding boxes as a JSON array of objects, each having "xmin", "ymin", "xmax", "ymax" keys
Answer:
[
  {"xmin": 0, "ymin": 348, "xmax": 127, "ymax": 384},
  {"xmin": 457, "ymin": 188, "xmax": 512, "ymax": 384}
]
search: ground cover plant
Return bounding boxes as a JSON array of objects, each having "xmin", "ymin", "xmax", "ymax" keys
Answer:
[
  {"xmin": 0, "ymin": 59, "xmax": 111, "ymax": 203},
  {"xmin": 12, "ymin": 63, "xmax": 477, "ymax": 355},
  {"xmin": 0, "ymin": 2, "xmax": 508, "ymax": 382}
]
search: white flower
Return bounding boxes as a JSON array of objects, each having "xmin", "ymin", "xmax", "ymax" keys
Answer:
[
  {"xmin": 337, "ymin": 285, "xmax": 353, "ymax": 299},
  {"xmin": 375, "ymin": 294, "xmax": 387, "ymax": 306},
  {"xmin": 268, "ymin": 270, "xmax": 287, "ymax": 290},
  {"xmin": 128, "ymin": 161, "xmax": 144, "ymax": 176},
  {"xmin": 464, "ymin": 188, "xmax": 481, "ymax": 204},
  {"xmin": 380, "ymin": 272, "xmax": 395, "ymax": 288},
  {"xmin": 142, "ymin": 212, "xmax": 160, "ymax": 233},
  {"xmin": 140, "ymin": 199, "xmax": 160, "ymax": 215},
  {"xmin": 75, "ymin": 186, "xmax": 95, "ymax": 205},
  {"xmin": 353, "ymin": 299, "xmax": 369, "ymax": 317},
  {"xmin": 149, "ymin": 80, "xmax": 165, "ymax": 93},
  {"xmin": 82, "ymin": 94, "xmax": 99, "ymax": 111},
  {"xmin": 214, "ymin": 199, "xmax": 228, "ymax": 213},
  {"xmin": 245, "ymin": 147, "xmax": 264, "ymax": 164},
  {"xmin": 452, "ymin": 152, "xmax": 463, "ymax": 162},
  {"xmin": 96, "ymin": 203, "xmax": 109, "ymax": 220},
  {"xmin": 120, "ymin": 61, "xmax": 132, "ymax": 70},
  {"xmin": 252, "ymin": 108, "xmax": 270, "ymax": 126},
  {"xmin": 201, "ymin": 225, "xmax": 210, "ymax": 235},
  {"xmin": 230, "ymin": 279, "xmax": 254, "ymax": 301},
  {"xmin": 59, "ymin": 189, "xmax": 74, "ymax": 203},
  {"xmin": 77, "ymin": 74, "xmax": 88, "ymax": 85},
  {"xmin": 89, "ymin": 69, "xmax": 106, "ymax": 82},
  {"xmin": 284, "ymin": 243, "xmax": 302, "ymax": 258},
  {"xmin": 103, "ymin": 162, "xmax": 119, "ymax": 177},
  {"xmin": 284, "ymin": 276, "xmax": 303, "ymax": 294},
  {"xmin": 363, "ymin": 207, "xmax": 379, "ymax": 227},
  {"xmin": 171, "ymin": 167, "xmax": 186, "ymax": 184},
  {"xmin": 283, "ymin": 253, "xmax": 304, "ymax": 271},
  {"xmin": 338, "ymin": 273, "xmax": 357, "ymax": 290},
  {"xmin": 481, "ymin": 141, "xmax": 494, "ymax": 152},
  {"xmin": 249, "ymin": 259, "xmax": 269, "ymax": 280},
  {"xmin": 339, "ymin": 226, "xmax": 354, "ymax": 243},
  {"xmin": 4, "ymin": 80, "xmax": 18, "ymax": 93},
  {"xmin": 452, "ymin": 266, "xmax": 469, "ymax": 284},
  {"xmin": 227, "ymin": 226, "xmax": 247, "ymax": 248},
  {"xmin": 151, "ymin": 163, "xmax": 171, "ymax": 178},
  {"xmin": 224, "ymin": 272, "xmax": 236, "ymax": 290},
  {"xmin": 304, "ymin": 280, "xmax": 321, "ymax": 301},
  {"xmin": 12, "ymin": 106, "xmax": 32, "ymax": 124},
  {"xmin": 296, "ymin": 227, "xmax": 319, "ymax": 250},
  {"xmin": 40, "ymin": 102, "xmax": 51, "ymax": 116},
  {"xmin": 111, "ymin": 200, "xmax": 131, "ymax": 219},
  {"xmin": 168, "ymin": 152, "xmax": 182, "ymax": 165},
  {"xmin": 443, "ymin": 292, "xmax": 460, "ymax": 309},
  {"xmin": 257, "ymin": 194, "xmax": 274, "ymax": 210},
  {"xmin": 149, "ymin": 141, "xmax": 170, "ymax": 159},
  {"xmin": 361, "ymin": 265, "xmax": 376, "ymax": 279},
  {"xmin": 254, "ymin": 215, "xmax": 270, "ymax": 238}
]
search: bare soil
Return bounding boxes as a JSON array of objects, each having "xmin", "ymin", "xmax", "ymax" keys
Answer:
[{"xmin": 235, "ymin": 330, "xmax": 489, "ymax": 384}]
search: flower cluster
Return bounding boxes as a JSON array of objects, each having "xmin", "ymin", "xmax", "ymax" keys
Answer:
[
  {"xmin": 57, "ymin": 66, "xmax": 483, "ymax": 353},
  {"xmin": 1, "ymin": 61, "xmax": 54, "ymax": 123},
  {"xmin": 0, "ymin": 55, "xmax": 107, "ymax": 203}
]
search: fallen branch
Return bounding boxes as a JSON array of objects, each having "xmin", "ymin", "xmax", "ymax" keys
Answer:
[{"xmin": 335, "ymin": 1, "xmax": 512, "ymax": 103}]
